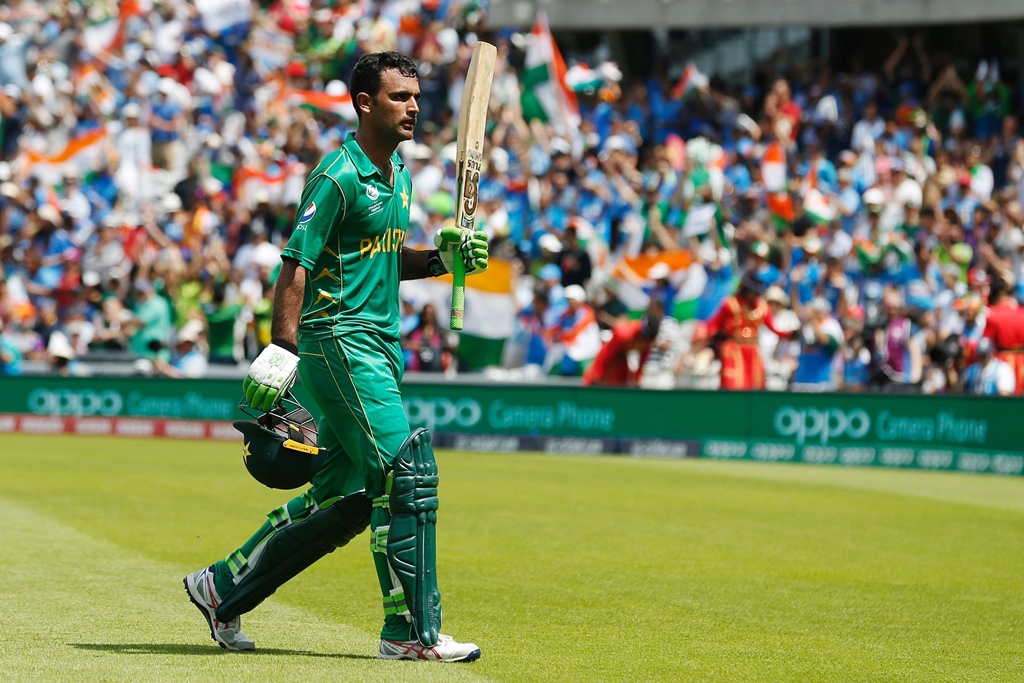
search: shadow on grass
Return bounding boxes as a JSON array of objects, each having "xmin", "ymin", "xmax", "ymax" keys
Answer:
[{"xmin": 71, "ymin": 643, "xmax": 377, "ymax": 660}]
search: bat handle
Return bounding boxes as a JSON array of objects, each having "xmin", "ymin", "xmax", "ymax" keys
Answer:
[{"xmin": 451, "ymin": 254, "xmax": 466, "ymax": 331}]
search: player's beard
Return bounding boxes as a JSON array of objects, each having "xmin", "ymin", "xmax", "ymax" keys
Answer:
[{"xmin": 370, "ymin": 106, "xmax": 416, "ymax": 150}]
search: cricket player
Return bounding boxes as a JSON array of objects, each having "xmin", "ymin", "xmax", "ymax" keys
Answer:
[{"xmin": 183, "ymin": 52, "xmax": 487, "ymax": 662}]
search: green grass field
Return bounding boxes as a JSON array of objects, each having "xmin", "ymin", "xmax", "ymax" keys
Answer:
[{"xmin": 1, "ymin": 433, "xmax": 1022, "ymax": 682}]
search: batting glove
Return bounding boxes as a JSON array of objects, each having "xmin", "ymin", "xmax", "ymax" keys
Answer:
[
  {"xmin": 434, "ymin": 226, "xmax": 489, "ymax": 275},
  {"xmin": 243, "ymin": 343, "xmax": 299, "ymax": 412}
]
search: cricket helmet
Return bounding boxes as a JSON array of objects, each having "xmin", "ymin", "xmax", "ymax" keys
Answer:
[{"xmin": 233, "ymin": 392, "xmax": 324, "ymax": 490}]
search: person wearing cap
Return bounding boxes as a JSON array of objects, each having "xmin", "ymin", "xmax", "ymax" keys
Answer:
[
  {"xmin": 150, "ymin": 78, "xmax": 185, "ymax": 170},
  {"xmin": 157, "ymin": 319, "xmax": 209, "ymax": 378},
  {"xmin": 760, "ymin": 285, "xmax": 799, "ymax": 381},
  {"xmin": 855, "ymin": 187, "xmax": 912, "ymax": 284},
  {"xmin": 981, "ymin": 276, "xmax": 1024, "ymax": 394},
  {"xmin": 115, "ymin": 101, "xmax": 152, "ymax": 202},
  {"xmin": 127, "ymin": 277, "xmax": 173, "ymax": 362},
  {"xmin": 47, "ymin": 330, "xmax": 82, "ymax": 377},
  {"xmin": 791, "ymin": 297, "xmax": 844, "ymax": 391},
  {"xmin": 747, "ymin": 240, "xmax": 782, "ymax": 289},
  {"xmin": 0, "ymin": 80, "xmax": 26, "ymax": 163},
  {"xmin": 703, "ymin": 272, "xmax": 794, "ymax": 390},
  {"xmin": 643, "ymin": 261, "xmax": 677, "ymax": 315},
  {"xmin": 536, "ymin": 261, "xmax": 565, "ymax": 309},
  {"xmin": 81, "ymin": 218, "xmax": 127, "ymax": 288},
  {"xmin": 790, "ymin": 235, "xmax": 825, "ymax": 307},
  {"xmin": 583, "ymin": 301, "xmax": 664, "ymax": 387},
  {"xmin": 546, "ymin": 284, "xmax": 600, "ymax": 376},
  {"xmin": 961, "ymin": 337, "xmax": 1015, "ymax": 395},
  {"xmin": 31, "ymin": 204, "xmax": 75, "ymax": 278},
  {"xmin": 966, "ymin": 144, "xmax": 995, "ymax": 203}
]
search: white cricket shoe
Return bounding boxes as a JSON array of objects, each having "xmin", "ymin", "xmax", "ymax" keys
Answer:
[
  {"xmin": 379, "ymin": 634, "xmax": 481, "ymax": 662},
  {"xmin": 183, "ymin": 566, "xmax": 256, "ymax": 651}
]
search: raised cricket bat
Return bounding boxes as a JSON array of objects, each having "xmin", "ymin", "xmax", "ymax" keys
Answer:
[{"xmin": 450, "ymin": 41, "xmax": 497, "ymax": 331}]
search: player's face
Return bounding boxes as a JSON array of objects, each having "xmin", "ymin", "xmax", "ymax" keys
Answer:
[{"xmin": 370, "ymin": 69, "xmax": 421, "ymax": 142}]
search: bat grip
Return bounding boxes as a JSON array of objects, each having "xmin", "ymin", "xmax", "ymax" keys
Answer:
[{"xmin": 450, "ymin": 252, "xmax": 466, "ymax": 331}]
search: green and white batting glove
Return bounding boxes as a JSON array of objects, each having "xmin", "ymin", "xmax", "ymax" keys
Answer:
[
  {"xmin": 243, "ymin": 343, "xmax": 299, "ymax": 412},
  {"xmin": 434, "ymin": 226, "xmax": 489, "ymax": 275}
]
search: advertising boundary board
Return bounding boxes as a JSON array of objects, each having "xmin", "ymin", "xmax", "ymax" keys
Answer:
[{"xmin": 0, "ymin": 376, "xmax": 1020, "ymax": 476}]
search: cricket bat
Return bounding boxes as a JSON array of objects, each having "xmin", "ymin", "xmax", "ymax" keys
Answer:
[{"xmin": 450, "ymin": 41, "xmax": 497, "ymax": 331}]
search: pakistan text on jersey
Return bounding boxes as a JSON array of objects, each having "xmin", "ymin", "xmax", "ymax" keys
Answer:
[{"xmin": 359, "ymin": 228, "xmax": 408, "ymax": 259}]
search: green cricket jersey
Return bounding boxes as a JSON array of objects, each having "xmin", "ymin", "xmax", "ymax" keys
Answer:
[{"xmin": 282, "ymin": 133, "xmax": 412, "ymax": 343}]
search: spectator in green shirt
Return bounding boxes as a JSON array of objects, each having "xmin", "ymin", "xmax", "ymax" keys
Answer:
[
  {"xmin": 129, "ymin": 279, "xmax": 172, "ymax": 361},
  {"xmin": 202, "ymin": 280, "xmax": 242, "ymax": 365}
]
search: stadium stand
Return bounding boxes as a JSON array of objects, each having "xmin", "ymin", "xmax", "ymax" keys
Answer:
[{"xmin": 2, "ymin": 0, "xmax": 1024, "ymax": 396}]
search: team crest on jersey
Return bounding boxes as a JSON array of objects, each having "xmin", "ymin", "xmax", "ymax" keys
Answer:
[
  {"xmin": 300, "ymin": 202, "xmax": 317, "ymax": 223},
  {"xmin": 366, "ymin": 184, "xmax": 379, "ymax": 200}
]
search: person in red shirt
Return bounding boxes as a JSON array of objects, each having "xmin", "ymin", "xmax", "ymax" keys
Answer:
[
  {"xmin": 982, "ymin": 278, "xmax": 1024, "ymax": 395},
  {"xmin": 583, "ymin": 308, "xmax": 662, "ymax": 387},
  {"xmin": 765, "ymin": 78, "xmax": 801, "ymax": 142},
  {"xmin": 705, "ymin": 274, "xmax": 793, "ymax": 390}
]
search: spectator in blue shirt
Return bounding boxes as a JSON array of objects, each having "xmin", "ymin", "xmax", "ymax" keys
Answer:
[
  {"xmin": 0, "ymin": 322, "xmax": 21, "ymax": 375},
  {"xmin": 792, "ymin": 297, "xmax": 844, "ymax": 391},
  {"xmin": 150, "ymin": 78, "xmax": 185, "ymax": 171}
]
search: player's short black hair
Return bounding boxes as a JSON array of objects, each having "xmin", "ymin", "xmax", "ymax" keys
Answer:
[{"xmin": 349, "ymin": 51, "xmax": 418, "ymax": 120}]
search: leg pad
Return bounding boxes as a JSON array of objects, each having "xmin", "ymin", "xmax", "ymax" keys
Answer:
[
  {"xmin": 386, "ymin": 428, "xmax": 441, "ymax": 646},
  {"xmin": 215, "ymin": 492, "xmax": 371, "ymax": 621}
]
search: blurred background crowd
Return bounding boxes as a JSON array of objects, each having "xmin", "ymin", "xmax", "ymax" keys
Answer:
[{"xmin": 2, "ymin": 0, "xmax": 1024, "ymax": 395}]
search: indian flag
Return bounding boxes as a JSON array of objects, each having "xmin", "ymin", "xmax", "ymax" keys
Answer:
[
  {"xmin": 803, "ymin": 188, "xmax": 836, "ymax": 225},
  {"xmin": 286, "ymin": 89, "xmax": 357, "ymax": 122},
  {"xmin": 669, "ymin": 63, "xmax": 707, "ymax": 101},
  {"xmin": 81, "ymin": 0, "xmax": 141, "ymax": 55},
  {"xmin": 74, "ymin": 63, "xmax": 116, "ymax": 114},
  {"xmin": 400, "ymin": 259, "xmax": 517, "ymax": 370},
  {"xmin": 520, "ymin": 12, "xmax": 580, "ymax": 136},
  {"xmin": 23, "ymin": 129, "xmax": 108, "ymax": 185},
  {"xmin": 564, "ymin": 63, "xmax": 604, "ymax": 95},
  {"xmin": 767, "ymin": 192, "xmax": 795, "ymax": 228},
  {"xmin": 609, "ymin": 251, "xmax": 701, "ymax": 320},
  {"xmin": 761, "ymin": 140, "xmax": 787, "ymax": 193},
  {"xmin": 558, "ymin": 305, "xmax": 601, "ymax": 363},
  {"xmin": 234, "ymin": 162, "xmax": 306, "ymax": 208}
]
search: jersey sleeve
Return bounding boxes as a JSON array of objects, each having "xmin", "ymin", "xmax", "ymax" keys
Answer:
[{"xmin": 282, "ymin": 174, "xmax": 347, "ymax": 270}]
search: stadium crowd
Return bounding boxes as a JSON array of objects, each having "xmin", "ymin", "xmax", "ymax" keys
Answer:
[{"xmin": 2, "ymin": 0, "xmax": 1024, "ymax": 395}]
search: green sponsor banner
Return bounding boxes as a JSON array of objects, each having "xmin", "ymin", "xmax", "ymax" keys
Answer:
[
  {"xmin": 701, "ymin": 439, "xmax": 1024, "ymax": 477},
  {"xmin": 399, "ymin": 384, "xmax": 1021, "ymax": 452},
  {"xmin": 2, "ymin": 377, "xmax": 1022, "ymax": 475},
  {"xmin": 0, "ymin": 376, "xmax": 246, "ymax": 421}
]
